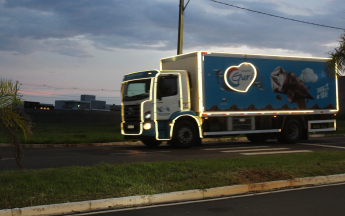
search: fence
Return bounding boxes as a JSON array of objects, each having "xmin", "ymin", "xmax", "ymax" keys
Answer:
[{"xmin": 24, "ymin": 110, "xmax": 122, "ymax": 124}]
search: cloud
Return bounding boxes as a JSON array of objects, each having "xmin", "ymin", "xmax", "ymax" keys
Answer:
[
  {"xmin": 299, "ymin": 68, "xmax": 318, "ymax": 83},
  {"xmin": 44, "ymin": 39, "xmax": 93, "ymax": 58},
  {"xmin": 0, "ymin": 0, "xmax": 344, "ymax": 58}
]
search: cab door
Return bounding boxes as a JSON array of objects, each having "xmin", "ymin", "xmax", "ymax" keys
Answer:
[{"xmin": 156, "ymin": 74, "xmax": 181, "ymax": 121}]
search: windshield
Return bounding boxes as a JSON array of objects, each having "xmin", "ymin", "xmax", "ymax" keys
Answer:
[{"xmin": 123, "ymin": 79, "xmax": 151, "ymax": 101}]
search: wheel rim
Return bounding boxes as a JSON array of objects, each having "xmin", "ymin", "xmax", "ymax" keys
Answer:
[
  {"xmin": 177, "ymin": 126, "xmax": 193, "ymax": 143},
  {"xmin": 287, "ymin": 124, "xmax": 299, "ymax": 140}
]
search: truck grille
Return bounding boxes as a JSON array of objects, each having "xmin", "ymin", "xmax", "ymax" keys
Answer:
[{"xmin": 124, "ymin": 105, "xmax": 141, "ymax": 122}]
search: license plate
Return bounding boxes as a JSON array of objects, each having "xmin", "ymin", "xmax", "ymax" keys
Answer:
[{"xmin": 128, "ymin": 125, "xmax": 134, "ymax": 129}]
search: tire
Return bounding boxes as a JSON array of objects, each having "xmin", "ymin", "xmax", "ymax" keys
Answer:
[
  {"xmin": 141, "ymin": 138, "xmax": 162, "ymax": 148},
  {"xmin": 246, "ymin": 133, "xmax": 268, "ymax": 143},
  {"xmin": 277, "ymin": 119, "xmax": 302, "ymax": 144},
  {"xmin": 172, "ymin": 120, "xmax": 197, "ymax": 148}
]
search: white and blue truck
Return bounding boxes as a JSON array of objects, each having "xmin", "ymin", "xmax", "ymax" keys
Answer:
[{"xmin": 121, "ymin": 52, "xmax": 338, "ymax": 148}]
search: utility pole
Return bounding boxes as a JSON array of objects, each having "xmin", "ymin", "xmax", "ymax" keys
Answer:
[{"xmin": 177, "ymin": 0, "xmax": 190, "ymax": 55}]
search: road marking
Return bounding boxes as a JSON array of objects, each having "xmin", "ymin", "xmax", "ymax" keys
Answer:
[
  {"xmin": 201, "ymin": 144, "xmax": 251, "ymax": 149},
  {"xmin": 299, "ymin": 143, "xmax": 345, "ymax": 149},
  {"xmin": 241, "ymin": 150, "xmax": 313, "ymax": 155},
  {"xmin": 68, "ymin": 182, "xmax": 345, "ymax": 216},
  {"xmin": 1, "ymin": 158, "xmax": 15, "ymax": 161},
  {"xmin": 221, "ymin": 147, "xmax": 289, "ymax": 153},
  {"xmin": 203, "ymin": 146, "xmax": 268, "ymax": 151},
  {"xmin": 304, "ymin": 142, "xmax": 345, "ymax": 145},
  {"xmin": 140, "ymin": 151, "xmax": 171, "ymax": 154},
  {"xmin": 111, "ymin": 151, "xmax": 170, "ymax": 155}
]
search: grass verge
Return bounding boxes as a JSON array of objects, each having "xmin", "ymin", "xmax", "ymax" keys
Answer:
[
  {"xmin": 0, "ymin": 123, "xmax": 125, "ymax": 144},
  {"xmin": 1, "ymin": 151, "xmax": 345, "ymax": 209},
  {"xmin": 0, "ymin": 120, "xmax": 343, "ymax": 144}
]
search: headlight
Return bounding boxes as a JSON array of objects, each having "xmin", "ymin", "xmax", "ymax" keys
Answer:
[
  {"xmin": 143, "ymin": 123, "xmax": 151, "ymax": 130},
  {"xmin": 145, "ymin": 111, "xmax": 151, "ymax": 120}
]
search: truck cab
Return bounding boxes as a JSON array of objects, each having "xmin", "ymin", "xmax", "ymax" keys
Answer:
[{"xmin": 121, "ymin": 70, "xmax": 201, "ymax": 148}]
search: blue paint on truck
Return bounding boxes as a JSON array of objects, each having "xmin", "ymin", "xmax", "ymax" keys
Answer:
[{"xmin": 203, "ymin": 56, "xmax": 336, "ymax": 111}]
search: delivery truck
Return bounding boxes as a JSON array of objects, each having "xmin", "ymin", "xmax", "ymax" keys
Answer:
[{"xmin": 121, "ymin": 51, "xmax": 338, "ymax": 148}]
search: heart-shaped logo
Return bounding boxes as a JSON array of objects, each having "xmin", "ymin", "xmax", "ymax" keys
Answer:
[{"xmin": 224, "ymin": 62, "xmax": 257, "ymax": 92}]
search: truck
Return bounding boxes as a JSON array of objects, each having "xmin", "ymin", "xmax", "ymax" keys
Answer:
[{"xmin": 121, "ymin": 51, "xmax": 338, "ymax": 148}]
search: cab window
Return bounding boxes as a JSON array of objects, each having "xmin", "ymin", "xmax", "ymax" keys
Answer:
[{"xmin": 157, "ymin": 75, "xmax": 178, "ymax": 98}]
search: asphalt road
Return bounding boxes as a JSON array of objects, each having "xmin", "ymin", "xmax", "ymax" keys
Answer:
[
  {"xmin": 1, "ymin": 136, "xmax": 345, "ymax": 170},
  {"xmin": 68, "ymin": 183, "xmax": 345, "ymax": 216}
]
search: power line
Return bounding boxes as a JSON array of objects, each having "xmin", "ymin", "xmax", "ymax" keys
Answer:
[
  {"xmin": 209, "ymin": 0, "xmax": 345, "ymax": 31},
  {"xmin": 20, "ymin": 95, "xmax": 78, "ymax": 99},
  {"xmin": 19, "ymin": 90, "xmax": 120, "ymax": 98},
  {"xmin": 20, "ymin": 94, "xmax": 120, "ymax": 102},
  {"xmin": 21, "ymin": 95, "xmax": 120, "ymax": 101},
  {"xmin": 19, "ymin": 82, "xmax": 121, "ymax": 92},
  {"xmin": 17, "ymin": 83, "xmax": 121, "ymax": 104},
  {"xmin": 20, "ymin": 90, "xmax": 78, "ymax": 96}
]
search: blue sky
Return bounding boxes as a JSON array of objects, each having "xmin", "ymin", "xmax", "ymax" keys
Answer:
[{"xmin": 0, "ymin": 0, "xmax": 344, "ymax": 105}]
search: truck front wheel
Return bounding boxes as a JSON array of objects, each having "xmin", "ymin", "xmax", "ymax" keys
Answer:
[
  {"xmin": 172, "ymin": 120, "xmax": 197, "ymax": 148},
  {"xmin": 141, "ymin": 138, "xmax": 162, "ymax": 148},
  {"xmin": 277, "ymin": 119, "xmax": 302, "ymax": 144}
]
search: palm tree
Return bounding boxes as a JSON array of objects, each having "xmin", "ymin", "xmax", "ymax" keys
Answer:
[
  {"xmin": 0, "ymin": 78, "xmax": 32, "ymax": 169},
  {"xmin": 326, "ymin": 33, "xmax": 345, "ymax": 77}
]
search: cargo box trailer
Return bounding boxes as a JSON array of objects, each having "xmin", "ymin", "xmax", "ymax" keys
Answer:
[{"xmin": 121, "ymin": 52, "xmax": 338, "ymax": 148}]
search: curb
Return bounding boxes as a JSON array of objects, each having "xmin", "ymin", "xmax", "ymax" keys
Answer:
[
  {"xmin": 0, "ymin": 137, "xmax": 248, "ymax": 148},
  {"xmin": 1, "ymin": 173, "xmax": 345, "ymax": 216}
]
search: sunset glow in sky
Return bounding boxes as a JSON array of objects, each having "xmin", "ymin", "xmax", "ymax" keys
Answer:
[{"xmin": 1, "ymin": 0, "xmax": 344, "ymax": 105}]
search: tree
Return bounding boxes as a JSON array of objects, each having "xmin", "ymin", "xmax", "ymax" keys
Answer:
[
  {"xmin": 0, "ymin": 78, "xmax": 32, "ymax": 169},
  {"xmin": 326, "ymin": 33, "xmax": 345, "ymax": 77}
]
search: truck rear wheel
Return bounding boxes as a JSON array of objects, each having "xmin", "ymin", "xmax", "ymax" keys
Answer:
[
  {"xmin": 246, "ymin": 133, "xmax": 268, "ymax": 143},
  {"xmin": 277, "ymin": 119, "xmax": 302, "ymax": 144},
  {"xmin": 172, "ymin": 120, "xmax": 197, "ymax": 148},
  {"xmin": 141, "ymin": 138, "xmax": 162, "ymax": 148}
]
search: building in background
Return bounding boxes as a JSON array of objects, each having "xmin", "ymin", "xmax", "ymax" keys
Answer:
[
  {"xmin": 24, "ymin": 101, "xmax": 54, "ymax": 110},
  {"xmin": 55, "ymin": 95, "xmax": 109, "ymax": 110},
  {"xmin": 81, "ymin": 95, "xmax": 96, "ymax": 101},
  {"xmin": 54, "ymin": 100, "xmax": 90, "ymax": 110}
]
